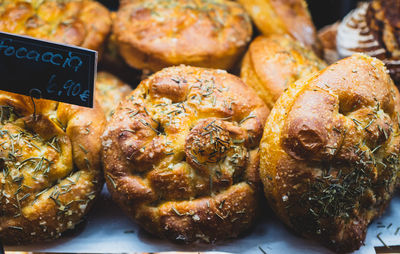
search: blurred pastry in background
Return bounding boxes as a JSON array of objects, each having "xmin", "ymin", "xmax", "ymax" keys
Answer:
[
  {"xmin": 98, "ymin": 37, "xmax": 144, "ymax": 86},
  {"xmin": 95, "ymin": 72, "xmax": 132, "ymax": 120},
  {"xmin": 112, "ymin": 0, "xmax": 252, "ymax": 72},
  {"xmin": 237, "ymin": 0, "xmax": 320, "ymax": 53},
  {"xmin": 98, "ymin": 12, "xmax": 145, "ymax": 86},
  {"xmin": 337, "ymin": 0, "xmax": 400, "ymax": 85},
  {"xmin": 259, "ymin": 54, "xmax": 400, "ymax": 252},
  {"xmin": 0, "ymin": 0, "xmax": 112, "ymax": 54},
  {"xmin": 102, "ymin": 65, "xmax": 269, "ymax": 243},
  {"xmin": 241, "ymin": 35, "xmax": 326, "ymax": 109},
  {"xmin": 317, "ymin": 22, "xmax": 340, "ymax": 64}
]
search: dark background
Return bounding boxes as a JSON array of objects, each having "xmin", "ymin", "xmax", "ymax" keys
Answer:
[
  {"xmin": 97, "ymin": 0, "xmax": 369, "ymax": 29},
  {"xmin": 307, "ymin": 0, "xmax": 369, "ymax": 28}
]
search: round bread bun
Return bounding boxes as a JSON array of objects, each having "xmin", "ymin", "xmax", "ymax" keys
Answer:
[
  {"xmin": 241, "ymin": 35, "xmax": 326, "ymax": 109},
  {"xmin": 95, "ymin": 72, "xmax": 133, "ymax": 120},
  {"xmin": 259, "ymin": 54, "xmax": 400, "ymax": 252},
  {"xmin": 236, "ymin": 0, "xmax": 319, "ymax": 52},
  {"xmin": 0, "ymin": 92, "xmax": 105, "ymax": 244},
  {"xmin": 0, "ymin": 0, "xmax": 111, "ymax": 52},
  {"xmin": 112, "ymin": 0, "xmax": 252, "ymax": 72},
  {"xmin": 102, "ymin": 65, "xmax": 269, "ymax": 242}
]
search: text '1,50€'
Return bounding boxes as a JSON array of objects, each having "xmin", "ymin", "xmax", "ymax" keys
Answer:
[{"xmin": 0, "ymin": 31, "xmax": 97, "ymax": 108}]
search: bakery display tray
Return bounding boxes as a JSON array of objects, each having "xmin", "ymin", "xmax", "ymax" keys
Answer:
[{"xmin": 5, "ymin": 187, "xmax": 400, "ymax": 254}]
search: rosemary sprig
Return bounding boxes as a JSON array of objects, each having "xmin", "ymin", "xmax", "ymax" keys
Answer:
[
  {"xmin": 79, "ymin": 144, "xmax": 88, "ymax": 154},
  {"xmin": 171, "ymin": 206, "xmax": 183, "ymax": 216},
  {"xmin": 258, "ymin": 246, "xmax": 267, "ymax": 254},
  {"xmin": 106, "ymin": 174, "xmax": 117, "ymax": 189},
  {"xmin": 377, "ymin": 232, "xmax": 389, "ymax": 248}
]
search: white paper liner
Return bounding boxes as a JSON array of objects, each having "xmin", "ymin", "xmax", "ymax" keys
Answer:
[{"xmin": 5, "ymin": 186, "xmax": 400, "ymax": 254}]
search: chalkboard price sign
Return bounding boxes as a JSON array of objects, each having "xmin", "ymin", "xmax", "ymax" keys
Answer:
[{"xmin": 0, "ymin": 31, "xmax": 97, "ymax": 108}]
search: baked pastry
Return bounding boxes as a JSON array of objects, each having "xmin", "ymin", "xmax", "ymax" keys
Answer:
[
  {"xmin": 317, "ymin": 22, "xmax": 340, "ymax": 64},
  {"xmin": 0, "ymin": 92, "xmax": 105, "ymax": 244},
  {"xmin": 112, "ymin": 0, "xmax": 252, "ymax": 72},
  {"xmin": 95, "ymin": 71, "xmax": 132, "ymax": 120},
  {"xmin": 99, "ymin": 32, "xmax": 145, "ymax": 85},
  {"xmin": 337, "ymin": 0, "xmax": 400, "ymax": 85},
  {"xmin": 0, "ymin": 0, "xmax": 111, "ymax": 52},
  {"xmin": 241, "ymin": 35, "xmax": 326, "ymax": 109},
  {"xmin": 102, "ymin": 65, "xmax": 269, "ymax": 242},
  {"xmin": 236, "ymin": 0, "xmax": 319, "ymax": 52},
  {"xmin": 259, "ymin": 54, "xmax": 400, "ymax": 252}
]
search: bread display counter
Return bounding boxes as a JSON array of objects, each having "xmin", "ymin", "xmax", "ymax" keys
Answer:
[{"xmin": 1, "ymin": 0, "xmax": 400, "ymax": 253}]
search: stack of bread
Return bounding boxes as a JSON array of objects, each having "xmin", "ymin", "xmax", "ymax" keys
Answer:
[{"xmin": 0, "ymin": 0, "xmax": 399, "ymax": 253}]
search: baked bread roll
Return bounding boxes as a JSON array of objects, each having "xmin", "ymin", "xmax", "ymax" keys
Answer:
[
  {"xmin": 236, "ymin": 0, "xmax": 319, "ymax": 51},
  {"xmin": 0, "ymin": 0, "xmax": 111, "ymax": 52},
  {"xmin": 95, "ymin": 72, "xmax": 132, "ymax": 120},
  {"xmin": 259, "ymin": 54, "xmax": 400, "ymax": 252},
  {"xmin": 0, "ymin": 92, "xmax": 105, "ymax": 244},
  {"xmin": 102, "ymin": 65, "xmax": 269, "ymax": 242},
  {"xmin": 99, "ymin": 11, "xmax": 145, "ymax": 84},
  {"xmin": 241, "ymin": 35, "xmax": 326, "ymax": 109},
  {"xmin": 99, "ymin": 34, "xmax": 145, "ymax": 85},
  {"xmin": 112, "ymin": 0, "xmax": 252, "ymax": 72},
  {"xmin": 337, "ymin": 0, "xmax": 400, "ymax": 85}
]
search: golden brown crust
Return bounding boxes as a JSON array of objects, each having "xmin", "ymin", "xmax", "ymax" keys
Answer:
[
  {"xmin": 259, "ymin": 54, "xmax": 400, "ymax": 252},
  {"xmin": 102, "ymin": 65, "xmax": 269, "ymax": 242},
  {"xmin": 0, "ymin": 0, "xmax": 111, "ymax": 52},
  {"xmin": 99, "ymin": 29, "xmax": 145, "ymax": 84},
  {"xmin": 237, "ymin": 0, "xmax": 318, "ymax": 51},
  {"xmin": 241, "ymin": 35, "xmax": 326, "ymax": 109},
  {"xmin": 112, "ymin": 0, "xmax": 252, "ymax": 72},
  {"xmin": 0, "ymin": 91, "xmax": 105, "ymax": 244},
  {"xmin": 95, "ymin": 71, "xmax": 132, "ymax": 120}
]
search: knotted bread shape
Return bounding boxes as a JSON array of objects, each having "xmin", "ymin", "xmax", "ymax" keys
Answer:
[
  {"xmin": 102, "ymin": 65, "xmax": 269, "ymax": 242},
  {"xmin": 260, "ymin": 54, "xmax": 400, "ymax": 252},
  {"xmin": 0, "ymin": 92, "xmax": 105, "ymax": 244}
]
